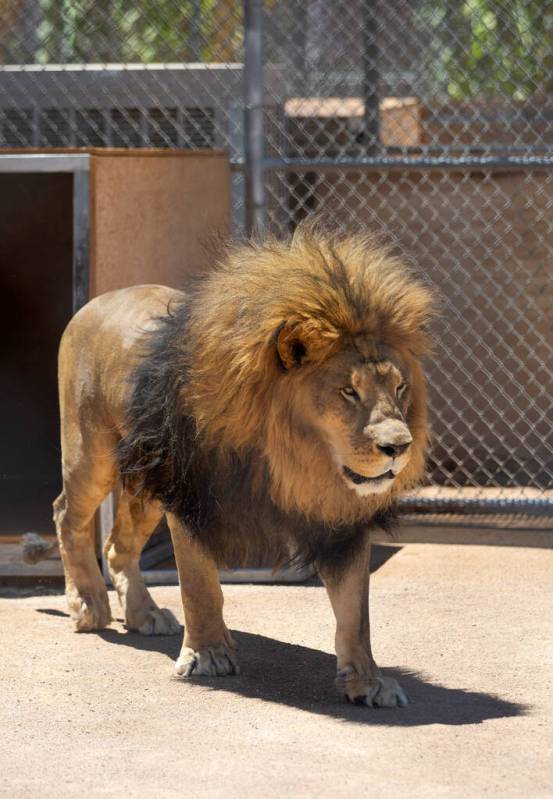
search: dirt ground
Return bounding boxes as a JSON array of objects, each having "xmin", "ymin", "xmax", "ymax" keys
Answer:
[{"xmin": 1, "ymin": 543, "xmax": 552, "ymax": 799}]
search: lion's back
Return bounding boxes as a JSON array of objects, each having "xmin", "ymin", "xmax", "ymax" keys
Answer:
[{"xmin": 59, "ymin": 284, "xmax": 186, "ymax": 435}]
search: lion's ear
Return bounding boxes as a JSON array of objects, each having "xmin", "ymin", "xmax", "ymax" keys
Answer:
[
  {"xmin": 275, "ymin": 321, "xmax": 331, "ymax": 370},
  {"xmin": 275, "ymin": 322, "xmax": 309, "ymax": 370}
]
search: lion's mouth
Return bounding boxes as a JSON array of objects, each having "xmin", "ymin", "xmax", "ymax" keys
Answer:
[{"xmin": 342, "ymin": 465, "xmax": 395, "ymax": 485}]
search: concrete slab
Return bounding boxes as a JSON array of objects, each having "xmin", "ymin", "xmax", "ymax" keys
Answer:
[{"xmin": 1, "ymin": 544, "xmax": 552, "ymax": 799}]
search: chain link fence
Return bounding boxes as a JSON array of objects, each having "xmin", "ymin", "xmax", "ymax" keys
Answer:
[{"xmin": 0, "ymin": 0, "xmax": 551, "ymax": 517}]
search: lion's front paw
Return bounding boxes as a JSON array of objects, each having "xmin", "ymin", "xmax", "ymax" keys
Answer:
[
  {"xmin": 175, "ymin": 644, "xmax": 240, "ymax": 678},
  {"xmin": 336, "ymin": 666, "xmax": 409, "ymax": 708}
]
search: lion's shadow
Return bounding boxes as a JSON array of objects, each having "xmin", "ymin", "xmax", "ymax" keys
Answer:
[{"xmin": 95, "ymin": 626, "xmax": 527, "ymax": 727}]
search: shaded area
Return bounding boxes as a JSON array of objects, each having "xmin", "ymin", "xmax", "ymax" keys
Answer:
[
  {"xmin": 35, "ymin": 607, "xmax": 69, "ymax": 617},
  {"xmin": 370, "ymin": 543, "xmax": 401, "ymax": 571},
  {"xmin": 94, "ymin": 626, "xmax": 526, "ymax": 728},
  {"xmin": 0, "ymin": 581, "xmax": 64, "ymax": 597},
  {"xmin": 0, "ymin": 173, "xmax": 73, "ymax": 536}
]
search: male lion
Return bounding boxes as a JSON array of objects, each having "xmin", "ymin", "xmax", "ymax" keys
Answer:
[{"xmin": 51, "ymin": 224, "xmax": 433, "ymax": 708}]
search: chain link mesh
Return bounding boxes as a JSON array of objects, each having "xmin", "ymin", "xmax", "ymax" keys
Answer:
[
  {"xmin": 0, "ymin": 0, "xmax": 551, "ymax": 510},
  {"xmin": 260, "ymin": 0, "xmax": 553, "ymax": 509}
]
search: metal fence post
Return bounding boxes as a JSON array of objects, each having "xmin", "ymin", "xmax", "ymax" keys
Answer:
[
  {"xmin": 243, "ymin": 0, "xmax": 265, "ymax": 235},
  {"xmin": 362, "ymin": 0, "xmax": 380, "ymax": 154}
]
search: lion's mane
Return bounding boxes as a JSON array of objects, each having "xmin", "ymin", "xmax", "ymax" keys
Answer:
[{"xmin": 118, "ymin": 223, "xmax": 433, "ymax": 572}]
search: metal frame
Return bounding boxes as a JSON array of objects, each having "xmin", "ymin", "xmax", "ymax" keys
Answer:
[
  {"xmin": 141, "ymin": 566, "xmax": 313, "ymax": 585},
  {"xmin": 72, "ymin": 170, "xmax": 90, "ymax": 312},
  {"xmin": 0, "ymin": 153, "xmax": 89, "ymax": 171},
  {"xmin": 243, "ymin": 0, "xmax": 265, "ymax": 234},
  {"xmin": 259, "ymin": 155, "xmax": 553, "ymax": 171},
  {"xmin": 400, "ymin": 487, "xmax": 553, "ymax": 517}
]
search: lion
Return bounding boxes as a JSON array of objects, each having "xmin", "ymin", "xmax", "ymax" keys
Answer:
[{"xmin": 46, "ymin": 222, "xmax": 433, "ymax": 708}]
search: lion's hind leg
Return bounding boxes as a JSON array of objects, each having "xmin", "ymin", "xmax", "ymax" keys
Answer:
[
  {"xmin": 54, "ymin": 457, "xmax": 115, "ymax": 632},
  {"xmin": 104, "ymin": 493, "xmax": 180, "ymax": 636}
]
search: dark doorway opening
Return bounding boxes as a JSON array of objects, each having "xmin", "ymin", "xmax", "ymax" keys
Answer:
[{"xmin": 0, "ymin": 173, "xmax": 73, "ymax": 535}]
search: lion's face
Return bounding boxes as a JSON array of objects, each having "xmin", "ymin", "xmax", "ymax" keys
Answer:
[{"xmin": 302, "ymin": 345, "xmax": 416, "ymax": 498}]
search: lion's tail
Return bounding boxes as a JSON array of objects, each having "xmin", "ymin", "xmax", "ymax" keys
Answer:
[{"xmin": 21, "ymin": 533, "xmax": 60, "ymax": 564}]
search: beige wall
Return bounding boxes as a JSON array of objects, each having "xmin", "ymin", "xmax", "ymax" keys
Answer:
[{"xmin": 89, "ymin": 149, "xmax": 231, "ymax": 296}]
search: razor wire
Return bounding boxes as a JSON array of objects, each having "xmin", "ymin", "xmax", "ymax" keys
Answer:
[{"xmin": 0, "ymin": 0, "xmax": 551, "ymax": 511}]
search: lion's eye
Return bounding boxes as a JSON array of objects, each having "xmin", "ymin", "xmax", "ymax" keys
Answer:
[
  {"xmin": 396, "ymin": 382, "xmax": 409, "ymax": 400},
  {"xmin": 340, "ymin": 386, "xmax": 360, "ymax": 402}
]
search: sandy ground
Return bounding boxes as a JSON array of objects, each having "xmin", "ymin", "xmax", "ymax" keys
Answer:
[{"xmin": 1, "ymin": 543, "xmax": 552, "ymax": 799}]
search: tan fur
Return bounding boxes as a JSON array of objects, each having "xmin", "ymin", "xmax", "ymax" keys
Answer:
[{"xmin": 50, "ymin": 224, "xmax": 434, "ymax": 706}]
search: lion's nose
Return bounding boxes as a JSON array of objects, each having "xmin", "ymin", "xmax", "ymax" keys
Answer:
[
  {"xmin": 364, "ymin": 419, "xmax": 413, "ymax": 457},
  {"xmin": 377, "ymin": 441, "xmax": 411, "ymax": 458}
]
